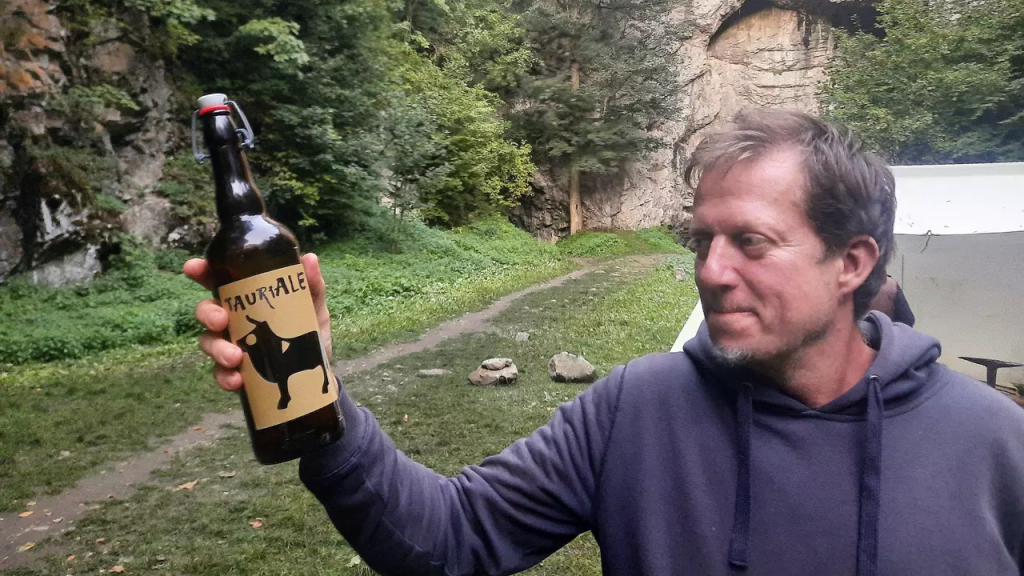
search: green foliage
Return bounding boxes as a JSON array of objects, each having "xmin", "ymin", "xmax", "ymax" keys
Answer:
[
  {"xmin": 236, "ymin": 17, "xmax": 311, "ymax": 67},
  {"xmin": 176, "ymin": 0, "xmax": 535, "ymax": 234},
  {"xmin": 59, "ymin": 84, "xmax": 140, "ymax": 116},
  {"xmin": 94, "ymin": 193, "xmax": 127, "ymax": 213},
  {"xmin": 390, "ymin": 43, "xmax": 535, "ymax": 225},
  {"xmin": 154, "ymin": 247, "xmax": 194, "ymax": 271},
  {"xmin": 556, "ymin": 226, "xmax": 683, "ymax": 257},
  {"xmin": 823, "ymin": 0, "xmax": 1024, "ymax": 163},
  {"xmin": 122, "ymin": 0, "xmax": 216, "ymax": 50},
  {"xmin": 157, "ymin": 152, "xmax": 217, "ymax": 229},
  {"xmin": 27, "ymin": 144, "xmax": 117, "ymax": 205},
  {"xmin": 509, "ymin": 0, "xmax": 687, "ymax": 174},
  {"xmin": 0, "ymin": 236, "xmax": 205, "ymax": 365}
]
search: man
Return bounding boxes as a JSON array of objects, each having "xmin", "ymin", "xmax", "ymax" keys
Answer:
[
  {"xmin": 870, "ymin": 276, "xmax": 916, "ymax": 327},
  {"xmin": 186, "ymin": 109, "xmax": 1024, "ymax": 575}
]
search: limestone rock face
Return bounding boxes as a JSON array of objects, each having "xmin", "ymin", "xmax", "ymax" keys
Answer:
[
  {"xmin": 122, "ymin": 195, "xmax": 174, "ymax": 249},
  {"xmin": 0, "ymin": 0, "xmax": 189, "ymax": 283},
  {"xmin": 31, "ymin": 245, "xmax": 102, "ymax": 286},
  {"xmin": 516, "ymin": 0, "xmax": 868, "ymax": 239}
]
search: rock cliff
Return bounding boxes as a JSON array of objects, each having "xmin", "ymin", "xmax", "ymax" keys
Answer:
[{"xmin": 515, "ymin": 0, "xmax": 874, "ymax": 240}]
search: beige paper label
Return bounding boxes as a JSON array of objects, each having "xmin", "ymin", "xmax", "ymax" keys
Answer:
[{"xmin": 219, "ymin": 264, "xmax": 338, "ymax": 430}]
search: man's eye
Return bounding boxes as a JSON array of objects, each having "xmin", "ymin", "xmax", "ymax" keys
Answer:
[
  {"xmin": 686, "ymin": 237, "xmax": 710, "ymax": 254},
  {"xmin": 737, "ymin": 234, "xmax": 767, "ymax": 249}
]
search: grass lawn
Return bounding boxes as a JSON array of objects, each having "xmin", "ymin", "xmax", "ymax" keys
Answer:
[
  {"xmin": 0, "ymin": 222, "xmax": 684, "ymax": 513},
  {"xmin": 9, "ymin": 255, "xmax": 698, "ymax": 575}
]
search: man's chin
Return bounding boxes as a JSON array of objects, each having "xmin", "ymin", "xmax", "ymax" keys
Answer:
[{"xmin": 710, "ymin": 342, "xmax": 756, "ymax": 367}]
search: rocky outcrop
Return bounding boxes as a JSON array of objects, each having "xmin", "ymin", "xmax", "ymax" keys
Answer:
[
  {"xmin": 0, "ymin": 0, "xmax": 185, "ymax": 284},
  {"xmin": 516, "ymin": 0, "xmax": 873, "ymax": 240}
]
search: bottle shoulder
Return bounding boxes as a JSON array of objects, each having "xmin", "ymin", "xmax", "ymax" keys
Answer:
[{"xmin": 206, "ymin": 215, "xmax": 301, "ymax": 284}]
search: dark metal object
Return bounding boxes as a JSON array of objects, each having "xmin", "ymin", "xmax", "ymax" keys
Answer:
[{"xmin": 958, "ymin": 356, "xmax": 1024, "ymax": 387}]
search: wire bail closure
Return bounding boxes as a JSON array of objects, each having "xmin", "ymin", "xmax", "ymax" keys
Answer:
[{"xmin": 192, "ymin": 100, "xmax": 256, "ymax": 163}]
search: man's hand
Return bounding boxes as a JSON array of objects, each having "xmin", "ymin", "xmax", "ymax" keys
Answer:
[{"xmin": 183, "ymin": 253, "xmax": 333, "ymax": 391}]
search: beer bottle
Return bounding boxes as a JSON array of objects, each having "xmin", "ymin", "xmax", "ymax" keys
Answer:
[{"xmin": 193, "ymin": 93, "xmax": 344, "ymax": 464}]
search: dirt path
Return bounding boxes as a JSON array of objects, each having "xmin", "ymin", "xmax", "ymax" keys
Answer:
[{"xmin": 0, "ymin": 257, "xmax": 653, "ymax": 568}]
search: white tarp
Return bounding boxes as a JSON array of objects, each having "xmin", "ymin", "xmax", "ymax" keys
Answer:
[
  {"xmin": 891, "ymin": 162, "xmax": 1024, "ymax": 235},
  {"xmin": 672, "ymin": 162, "xmax": 1024, "ymax": 386}
]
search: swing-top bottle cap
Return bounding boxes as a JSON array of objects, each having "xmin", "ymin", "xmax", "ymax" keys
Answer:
[{"xmin": 197, "ymin": 93, "xmax": 228, "ymax": 108}]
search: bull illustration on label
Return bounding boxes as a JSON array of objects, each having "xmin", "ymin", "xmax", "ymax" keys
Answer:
[{"xmin": 236, "ymin": 316, "xmax": 331, "ymax": 410}]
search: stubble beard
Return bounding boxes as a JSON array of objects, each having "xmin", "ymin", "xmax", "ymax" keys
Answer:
[{"xmin": 710, "ymin": 317, "xmax": 833, "ymax": 373}]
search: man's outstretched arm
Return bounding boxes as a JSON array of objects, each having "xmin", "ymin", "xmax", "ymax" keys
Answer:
[{"xmin": 299, "ymin": 366, "xmax": 625, "ymax": 576}]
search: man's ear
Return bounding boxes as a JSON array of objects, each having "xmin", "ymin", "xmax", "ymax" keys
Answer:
[{"xmin": 838, "ymin": 235, "xmax": 880, "ymax": 297}]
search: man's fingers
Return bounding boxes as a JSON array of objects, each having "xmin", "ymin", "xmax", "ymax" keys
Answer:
[
  {"xmin": 195, "ymin": 299, "xmax": 229, "ymax": 332},
  {"xmin": 214, "ymin": 364, "xmax": 243, "ymax": 391},
  {"xmin": 183, "ymin": 258, "xmax": 215, "ymax": 291},
  {"xmin": 301, "ymin": 253, "xmax": 326, "ymax": 303},
  {"xmin": 199, "ymin": 331, "xmax": 242, "ymax": 368}
]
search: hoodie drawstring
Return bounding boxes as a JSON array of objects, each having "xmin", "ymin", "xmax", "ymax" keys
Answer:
[
  {"xmin": 727, "ymin": 377, "xmax": 885, "ymax": 575},
  {"xmin": 857, "ymin": 375, "xmax": 884, "ymax": 576},
  {"xmin": 728, "ymin": 383, "xmax": 753, "ymax": 571}
]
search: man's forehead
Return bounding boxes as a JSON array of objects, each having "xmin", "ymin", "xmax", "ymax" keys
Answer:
[{"xmin": 691, "ymin": 149, "xmax": 810, "ymax": 229}]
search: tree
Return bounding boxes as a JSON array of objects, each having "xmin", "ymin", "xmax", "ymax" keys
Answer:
[
  {"xmin": 509, "ymin": 0, "xmax": 687, "ymax": 233},
  {"xmin": 823, "ymin": 0, "xmax": 1024, "ymax": 163},
  {"xmin": 179, "ymin": 0, "xmax": 534, "ymax": 236}
]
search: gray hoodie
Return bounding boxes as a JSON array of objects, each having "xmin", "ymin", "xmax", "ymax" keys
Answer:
[{"xmin": 300, "ymin": 312, "xmax": 1024, "ymax": 575}]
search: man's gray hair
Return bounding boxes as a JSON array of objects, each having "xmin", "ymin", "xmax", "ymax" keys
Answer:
[{"xmin": 683, "ymin": 108, "xmax": 896, "ymax": 319}]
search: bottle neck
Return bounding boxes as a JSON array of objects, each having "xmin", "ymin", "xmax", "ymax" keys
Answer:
[{"xmin": 201, "ymin": 111, "xmax": 266, "ymax": 222}]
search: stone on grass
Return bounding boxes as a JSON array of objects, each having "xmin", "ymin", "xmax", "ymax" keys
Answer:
[
  {"xmin": 469, "ymin": 359, "xmax": 518, "ymax": 387},
  {"xmin": 548, "ymin": 352, "xmax": 597, "ymax": 383},
  {"xmin": 417, "ymin": 369, "xmax": 450, "ymax": 377},
  {"xmin": 515, "ymin": 332, "xmax": 531, "ymax": 342},
  {"xmin": 482, "ymin": 357, "xmax": 513, "ymax": 371}
]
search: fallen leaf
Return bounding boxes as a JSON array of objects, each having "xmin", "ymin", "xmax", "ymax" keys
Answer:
[
  {"xmin": 110, "ymin": 565, "xmax": 126, "ymax": 573},
  {"xmin": 192, "ymin": 426, "xmax": 206, "ymax": 432},
  {"xmin": 347, "ymin": 555, "xmax": 362, "ymax": 567},
  {"xmin": 18, "ymin": 511, "xmax": 33, "ymax": 518},
  {"xmin": 66, "ymin": 555, "xmax": 76, "ymax": 562},
  {"xmin": 26, "ymin": 501, "xmax": 36, "ymax": 507},
  {"xmin": 17, "ymin": 542, "xmax": 35, "ymax": 552},
  {"xmin": 108, "ymin": 494, "xmax": 116, "ymax": 499},
  {"xmin": 249, "ymin": 518, "xmax": 264, "ymax": 529},
  {"xmin": 174, "ymin": 480, "xmax": 199, "ymax": 491},
  {"xmin": 59, "ymin": 451, "xmax": 71, "ymax": 459},
  {"xmin": 217, "ymin": 471, "xmax": 236, "ymax": 478},
  {"xmin": 52, "ymin": 518, "xmax": 63, "ymax": 524},
  {"xmin": 95, "ymin": 538, "xmax": 106, "ymax": 544},
  {"xmin": 44, "ymin": 511, "xmax": 52, "ymax": 516}
]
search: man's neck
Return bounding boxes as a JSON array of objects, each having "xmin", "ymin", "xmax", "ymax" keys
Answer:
[{"xmin": 764, "ymin": 321, "xmax": 877, "ymax": 409}]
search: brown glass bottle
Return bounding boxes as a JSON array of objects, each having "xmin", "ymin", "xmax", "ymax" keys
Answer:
[{"xmin": 196, "ymin": 94, "xmax": 344, "ymax": 464}]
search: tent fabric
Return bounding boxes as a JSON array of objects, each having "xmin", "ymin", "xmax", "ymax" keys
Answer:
[{"xmin": 890, "ymin": 162, "xmax": 1024, "ymax": 235}]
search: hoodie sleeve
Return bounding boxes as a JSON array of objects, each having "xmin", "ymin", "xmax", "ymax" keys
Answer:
[{"xmin": 298, "ymin": 365, "xmax": 626, "ymax": 576}]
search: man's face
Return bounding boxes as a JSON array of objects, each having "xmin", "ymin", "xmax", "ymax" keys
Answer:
[{"xmin": 689, "ymin": 147, "xmax": 845, "ymax": 365}]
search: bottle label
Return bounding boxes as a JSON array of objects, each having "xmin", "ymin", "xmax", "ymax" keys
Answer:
[{"xmin": 218, "ymin": 264, "xmax": 339, "ymax": 430}]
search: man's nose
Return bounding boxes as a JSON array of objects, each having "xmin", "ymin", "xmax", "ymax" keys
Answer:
[{"xmin": 696, "ymin": 237, "xmax": 740, "ymax": 290}]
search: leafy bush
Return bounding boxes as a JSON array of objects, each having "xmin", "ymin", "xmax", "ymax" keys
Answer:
[
  {"xmin": 823, "ymin": 0, "xmax": 1024, "ymax": 163},
  {"xmin": 557, "ymin": 227, "xmax": 683, "ymax": 258}
]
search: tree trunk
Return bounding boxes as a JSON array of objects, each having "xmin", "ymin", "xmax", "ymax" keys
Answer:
[{"xmin": 569, "ymin": 59, "xmax": 582, "ymax": 235}]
